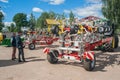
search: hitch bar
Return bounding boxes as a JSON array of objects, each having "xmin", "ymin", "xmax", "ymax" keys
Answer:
[{"xmin": 58, "ymin": 47, "xmax": 80, "ymax": 51}]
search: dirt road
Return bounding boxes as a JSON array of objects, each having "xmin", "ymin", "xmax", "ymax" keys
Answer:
[{"xmin": 0, "ymin": 44, "xmax": 120, "ymax": 80}]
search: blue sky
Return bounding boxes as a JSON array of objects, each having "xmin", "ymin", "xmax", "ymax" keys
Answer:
[{"xmin": 0, "ymin": 0, "xmax": 102, "ymax": 25}]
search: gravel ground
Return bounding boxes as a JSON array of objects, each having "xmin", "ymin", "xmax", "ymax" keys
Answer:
[{"xmin": 0, "ymin": 41, "xmax": 120, "ymax": 80}]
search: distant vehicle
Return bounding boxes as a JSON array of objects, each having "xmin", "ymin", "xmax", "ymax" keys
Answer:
[
  {"xmin": 0, "ymin": 32, "xmax": 3, "ymax": 43},
  {"xmin": 0, "ymin": 32, "xmax": 6, "ymax": 43}
]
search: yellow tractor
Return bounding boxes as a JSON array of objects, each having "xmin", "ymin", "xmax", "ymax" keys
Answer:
[{"xmin": 46, "ymin": 19, "xmax": 64, "ymax": 35}]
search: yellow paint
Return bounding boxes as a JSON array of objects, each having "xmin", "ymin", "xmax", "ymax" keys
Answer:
[
  {"xmin": 46, "ymin": 19, "xmax": 60, "ymax": 25},
  {"xmin": 77, "ymin": 25, "xmax": 84, "ymax": 34},
  {"xmin": 112, "ymin": 37, "xmax": 115, "ymax": 48},
  {"xmin": 0, "ymin": 33, "xmax": 3, "ymax": 42}
]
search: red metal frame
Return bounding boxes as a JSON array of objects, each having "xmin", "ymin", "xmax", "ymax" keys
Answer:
[
  {"xmin": 25, "ymin": 36, "xmax": 59, "ymax": 45},
  {"xmin": 43, "ymin": 37, "xmax": 113, "ymax": 61}
]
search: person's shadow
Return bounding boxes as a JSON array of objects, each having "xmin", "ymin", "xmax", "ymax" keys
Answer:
[
  {"xmin": 0, "ymin": 57, "xmax": 46, "ymax": 67},
  {"xmin": 0, "ymin": 59, "xmax": 22, "ymax": 67}
]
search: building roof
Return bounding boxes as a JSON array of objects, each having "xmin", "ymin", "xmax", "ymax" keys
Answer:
[{"xmin": 79, "ymin": 16, "xmax": 101, "ymax": 22}]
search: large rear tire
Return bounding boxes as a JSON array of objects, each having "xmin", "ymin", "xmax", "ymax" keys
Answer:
[
  {"xmin": 113, "ymin": 35, "xmax": 119, "ymax": 49},
  {"xmin": 51, "ymin": 26, "xmax": 59, "ymax": 36}
]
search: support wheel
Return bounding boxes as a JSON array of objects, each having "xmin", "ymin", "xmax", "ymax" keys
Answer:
[
  {"xmin": 47, "ymin": 50, "xmax": 59, "ymax": 64},
  {"xmin": 28, "ymin": 43, "xmax": 35, "ymax": 50},
  {"xmin": 83, "ymin": 55, "xmax": 96, "ymax": 71}
]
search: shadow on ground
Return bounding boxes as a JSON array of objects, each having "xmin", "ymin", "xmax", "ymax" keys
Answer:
[
  {"xmin": 0, "ymin": 57, "xmax": 46, "ymax": 67},
  {"xmin": 0, "ymin": 59, "xmax": 23, "ymax": 67},
  {"xmin": 114, "ymin": 47, "xmax": 120, "ymax": 52},
  {"xmin": 93, "ymin": 47, "xmax": 120, "ymax": 72}
]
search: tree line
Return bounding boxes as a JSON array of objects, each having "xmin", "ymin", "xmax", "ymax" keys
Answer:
[
  {"xmin": 1, "ymin": 0, "xmax": 120, "ymax": 32},
  {"xmin": 0, "ymin": 10, "xmax": 74, "ymax": 32},
  {"xmin": 102, "ymin": 0, "xmax": 120, "ymax": 33}
]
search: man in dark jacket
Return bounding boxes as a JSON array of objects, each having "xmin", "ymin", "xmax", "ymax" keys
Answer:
[
  {"xmin": 11, "ymin": 33, "xmax": 16, "ymax": 60},
  {"xmin": 16, "ymin": 32, "xmax": 25, "ymax": 62}
]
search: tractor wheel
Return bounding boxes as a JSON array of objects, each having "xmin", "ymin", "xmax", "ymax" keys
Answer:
[
  {"xmin": 97, "ymin": 26, "xmax": 105, "ymax": 34},
  {"xmin": 47, "ymin": 50, "xmax": 59, "ymax": 64},
  {"xmin": 113, "ymin": 35, "xmax": 119, "ymax": 49},
  {"xmin": 51, "ymin": 26, "xmax": 59, "ymax": 36},
  {"xmin": 55, "ymin": 26, "xmax": 59, "ymax": 34},
  {"xmin": 28, "ymin": 43, "xmax": 35, "ymax": 50},
  {"xmin": 83, "ymin": 55, "xmax": 96, "ymax": 71}
]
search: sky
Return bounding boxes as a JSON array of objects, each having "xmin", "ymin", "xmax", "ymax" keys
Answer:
[{"xmin": 0, "ymin": 0, "xmax": 102, "ymax": 25}]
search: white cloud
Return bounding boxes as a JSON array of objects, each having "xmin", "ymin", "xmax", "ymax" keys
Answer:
[
  {"xmin": 43, "ymin": 0, "xmax": 65, "ymax": 5},
  {"xmin": 64, "ymin": 3, "xmax": 103, "ymax": 18},
  {"xmin": 86, "ymin": 0, "xmax": 101, "ymax": 3},
  {"xmin": 27, "ymin": 14, "xmax": 31, "ymax": 18},
  {"xmin": 32, "ymin": 7, "xmax": 43, "ymax": 13},
  {"xmin": 0, "ymin": 0, "xmax": 8, "ymax": 3},
  {"xmin": 0, "ymin": 10, "xmax": 6, "ymax": 16},
  {"xmin": 4, "ymin": 22, "xmax": 15, "ymax": 27},
  {"xmin": 64, "ymin": 10, "xmax": 70, "ymax": 14}
]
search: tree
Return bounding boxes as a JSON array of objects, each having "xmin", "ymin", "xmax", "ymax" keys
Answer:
[
  {"xmin": 6, "ymin": 23, "xmax": 15, "ymax": 32},
  {"xmin": 37, "ymin": 12, "xmax": 49, "ymax": 29},
  {"xmin": 69, "ymin": 11, "xmax": 74, "ymax": 25},
  {"xmin": 13, "ymin": 13, "xmax": 28, "ymax": 32},
  {"xmin": 7, "ymin": 26, "xmax": 11, "ymax": 32},
  {"xmin": 37, "ymin": 11, "xmax": 65, "ymax": 29},
  {"xmin": 10, "ymin": 23, "xmax": 16, "ymax": 32},
  {"xmin": 102, "ymin": 0, "xmax": 120, "ymax": 32},
  {"xmin": 61, "ymin": 13, "xmax": 66, "ymax": 20},
  {"xmin": 49, "ymin": 11, "xmax": 56, "ymax": 19},
  {"xmin": 56, "ymin": 13, "xmax": 66, "ymax": 20},
  {"xmin": 28, "ymin": 13, "xmax": 36, "ymax": 31},
  {"xmin": 0, "ymin": 10, "xmax": 4, "ymax": 32}
]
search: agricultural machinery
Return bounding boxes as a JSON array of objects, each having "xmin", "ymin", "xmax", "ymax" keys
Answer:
[
  {"xmin": 43, "ymin": 19, "xmax": 119, "ymax": 71},
  {"xmin": 24, "ymin": 31, "xmax": 59, "ymax": 50}
]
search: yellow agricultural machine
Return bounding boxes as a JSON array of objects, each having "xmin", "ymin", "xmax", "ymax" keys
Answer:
[
  {"xmin": 0, "ymin": 32, "xmax": 3, "ymax": 43},
  {"xmin": 46, "ymin": 19, "xmax": 64, "ymax": 35}
]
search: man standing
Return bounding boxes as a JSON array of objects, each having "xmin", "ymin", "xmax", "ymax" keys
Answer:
[
  {"xmin": 11, "ymin": 33, "xmax": 16, "ymax": 60},
  {"xmin": 16, "ymin": 32, "xmax": 25, "ymax": 62}
]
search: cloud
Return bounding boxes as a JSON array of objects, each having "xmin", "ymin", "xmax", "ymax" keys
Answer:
[
  {"xmin": 0, "ymin": 0, "xmax": 8, "ymax": 3},
  {"xmin": 4, "ymin": 22, "xmax": 15, "ymax": 27},
  {"xmin": 86, "ymin": 0, "xmax": 101, "ymax": 3},
  {"xmin": 27, "ymin": 14, "xmax": 31, "ymax": 18},
  {"xmin": 32, "ymin": 7, "xmax": 43, "ymax": 13},
  {"xmin": 0, "ymin": 10, "xmax": 6, "ymax": 16},
  {"xmin": 64, "ymin": 3, "xmax": 102, "ymax": 18},
  {"xmin": 64, "ymin": 10, "xmax": 70, "ymax": 14},
  {"xmin": 43, "ymin": 0, "xmax": 65, "ymax": 5}
]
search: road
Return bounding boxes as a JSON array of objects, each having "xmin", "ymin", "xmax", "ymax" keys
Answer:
[{"xmin": 0, "ymin": 43, "xmax": 120, "ymax": 80}]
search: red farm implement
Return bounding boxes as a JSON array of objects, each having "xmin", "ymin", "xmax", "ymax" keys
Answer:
[
  {"xmin": 24, "ymin": 31, "xmax": 59, "ymax": 50},
  {"xmin": 43, "ymin": 23, "xmax": 118, "ymax": 71}
]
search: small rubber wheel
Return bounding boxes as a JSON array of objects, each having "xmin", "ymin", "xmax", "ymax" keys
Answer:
[
  {"xmin": 83, "ymin": 55, "xmax": 96, "ymax": 71},
  {"xmin": 28, "ymin": 43, "xmax": 35, "ymax": 50},
  {"xmin": 47, "ymin": 50, "xmax": 59, "ymax": 64}
]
